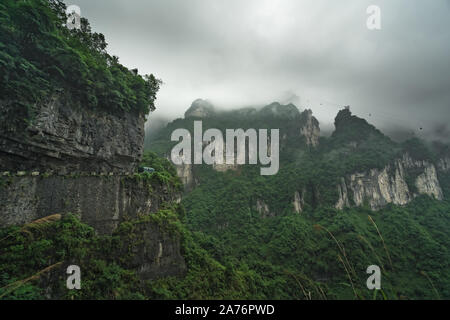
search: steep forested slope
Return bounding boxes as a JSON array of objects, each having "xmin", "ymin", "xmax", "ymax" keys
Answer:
[{"xmin": 145, "ymin": 101, "xmax": 450, "ymax": 300}]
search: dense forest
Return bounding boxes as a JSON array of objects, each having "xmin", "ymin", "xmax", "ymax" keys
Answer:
[{"xmin": 143, "ymin": 104, "xmax": 450, "ymax": 300}]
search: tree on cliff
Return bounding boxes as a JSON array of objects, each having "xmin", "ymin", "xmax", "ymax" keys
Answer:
[{"xmin": 0, "ymin": 0, "xmax": 161, "ymax": 125}]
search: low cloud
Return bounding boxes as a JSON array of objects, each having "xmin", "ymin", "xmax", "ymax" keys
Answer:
[{"xmin": 66, "ymin": 0, "xmax": 450, "ymax": 140}]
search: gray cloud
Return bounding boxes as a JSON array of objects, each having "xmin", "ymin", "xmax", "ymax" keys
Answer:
[{"xmin": 65, "ymin": 0, "xmax": 450, "ymax": 140}]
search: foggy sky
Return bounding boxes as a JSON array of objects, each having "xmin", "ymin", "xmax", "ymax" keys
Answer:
[{"xmin": 64, "ymin": 0, "xmax": 450, "ymax": 141}]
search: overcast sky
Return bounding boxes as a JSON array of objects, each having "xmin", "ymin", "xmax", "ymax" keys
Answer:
[{"xmin": 64, "ymin": 0, "xmax": 450, "ymax": 140}]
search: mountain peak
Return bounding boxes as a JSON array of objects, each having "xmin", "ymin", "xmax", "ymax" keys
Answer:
[
  {"xmin": 332, "ymin": 107, "xmax": 391, "ymax": 144},
  {"xmin": 185, "ymin": 99, "xmax": 215, "ymax": 118},
  {"xmin": 334, "ymin": 107, "xmax": 354, "ymax": 129},
  {"xmin": 299, "ymin": 109, "xmax": 320, "ymax": 147},
  {"xmin": 259, "ymin": 102, "xmax": 300, "ymax": 119}
]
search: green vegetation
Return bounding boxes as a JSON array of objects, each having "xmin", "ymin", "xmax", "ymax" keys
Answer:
[
  {"xmin": 2, "ymin": 196, "xmax": 448, "ymax": 300},
  {"xmin": 0, "ymin": 214, "xmax": 142, "ymax": 299},
  {"xmin": 138, "ymin": 151, "xmax": 183, "ymax": 192},
  {"xmin": 1, "ymin": 0, "xmax": 449, "ymax": 300},
  {"xmin": 0, "ymin": 201, "xmax": 188, "ymax": 300},
  {"xmin": 176, "ymin": 193, "xmax": 450, "ymax": 299},
  {"xmin": 0, "ymin": 0, "xmax": 161, "ymax": 130},
  {"xmin": 2, "ymin": 113, "xmax": 450, "ymax": 299},
  {"xmin": 142, "ymin": 105, "xmax": 450, "ymax": 300},
  {"xmin": 402, "ymin": 137, "xmax": 436, "ymax": 162}
]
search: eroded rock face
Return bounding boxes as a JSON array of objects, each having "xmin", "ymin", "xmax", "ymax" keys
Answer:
[
  {"xmin": 0, "ymin": 95, "xmax": 145, "ymax": 174},
  {"xmin": 401, "ymin": 154, "xmax": 444, "ymax": 200},
  {"xmin": 415, "ymin": 165, "xmax": 443, "ymax": 199},
  {"xmin": 293, "ymin": 189, "xmax": 306, "ymax": 213},
  {"xmin": 118, "ymin": 222, "xmax": 186, "ymax": 280},
  {"xmin": 0, "ymin": 175, "xmax": 180, "ymax": 235},
  {"xmin": 348, "ymin": 166, "xmax": 411, "ymax": 209},
  {"xmin": 0, "ymin": 174, "xmax": 186, "ymax": 281},
  {"xmin": 335, "ymin": 154, "xmax": 443, "ymax": 210},
  {"xmin": 0, "ymin": 96, "xmax": 187, "ymax": 282},
  {"xmin": 184, "ymin": 99, "xmax": 215, "ymax": 118},
  {"xmin": 299, "ymin": 109, "xmax": 320, "ymax": 147},
  {"xmin": 175, "ymin": 163, "xmax": 196, "ymax": 191},
  {"xmin": 256, "ymin": 199, "xmax": 274, "ymax": 218}
]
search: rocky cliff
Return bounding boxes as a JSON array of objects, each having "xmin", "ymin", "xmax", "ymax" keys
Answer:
[
  {"xmin": 293, "ymin": 189, "xmax": 306, "ymax": 213},
  {"xmin": 299, "ymin": 109, "xmax": 320, "ymax": 147},
  {"xmin": 0, "ymin": 95, "xmax": 186, "ymax": 280},
  {"xmin": 175, "ymin": 163, "xmax": 196, "ymax": 191},
  {"xmin": 255, "ymin": 199, "xmax": 275, "ymax": 218},
  {"xmin": 184, "ymin": 99, "xmax": 215, "ymax": 119},
  {"xmin": 0, "ymin": 94, "xmax": 145, "ymax": 174},
  {"xmin": 335, "ymin": 154, "xmax": 444, "ymax": 210}
]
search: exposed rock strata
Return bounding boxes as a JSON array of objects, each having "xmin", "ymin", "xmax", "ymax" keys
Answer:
[
  {"xmin": 335, "ymin": 154, "xmax": 443, "ymax": 210},
  {"xmin": 0, "ymin": 95, "xmax": 145, "ymax": 174}
]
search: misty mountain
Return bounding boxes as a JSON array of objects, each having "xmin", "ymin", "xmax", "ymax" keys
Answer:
[
  {"xmin": 1, "ymin": 0, "xmax": 449, "ymax": 302},
  {"xmin": 143, "ymin": 99, "xmax": 450, "ymax": 299}
]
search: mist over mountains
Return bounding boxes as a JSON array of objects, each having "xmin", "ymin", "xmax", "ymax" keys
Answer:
[
  {"xmin": 70, "ymin": 0, "xmax": 450, "ymax": 139},
  {"xmin": 1, "ymin": 0, "xmax": 449, "ymax": 301},
  {"xmin": 143, "ymin": 98, "xmax": 450, "ymax": 299},
  {"xmin": 145, "ymin": 99, "xmax": 450, "ymax": 145}
]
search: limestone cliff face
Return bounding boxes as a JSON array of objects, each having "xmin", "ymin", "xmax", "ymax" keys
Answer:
[
  {"xmin": 0, "ymin": 174, "xmax": 180, "ymax": 234},
  {"xmin": 175, "ymin": 163, "xmax": 195, "ymax": 191},
  {"xmin": 256, "ymin": 199, "xmax": 274, "ymax": 218},
  {"xmin": 0, "ymin": 176, "xmax": 185, "ymax": 280},
  {"xmin": 335, "ymin": 178, "xmax": 350, "ymax": 210},
  {"xmin": 184, "ymin": 99, "xmax": 215, "ymax": 119},
  {"xmin": 0, "ymin": 95, "xmax": 186, "ymax": 280},
  {"xmin": 299, "ymin": 109, "xmax": 320, "ymax": 147},
  {"xmin": 335, "ymin": 154, "xmax": 444, "ymax": 210},
  {"xmin": 117, "ymin": 221, "xmax": 186, "ymax": 280},
  {"xmin": 293, "ymin": 189, "xmax": 306, "ymax": 213},
  {"xmin": 0, "ymin": 95, "xmax": 145, "ymax": 174}
]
